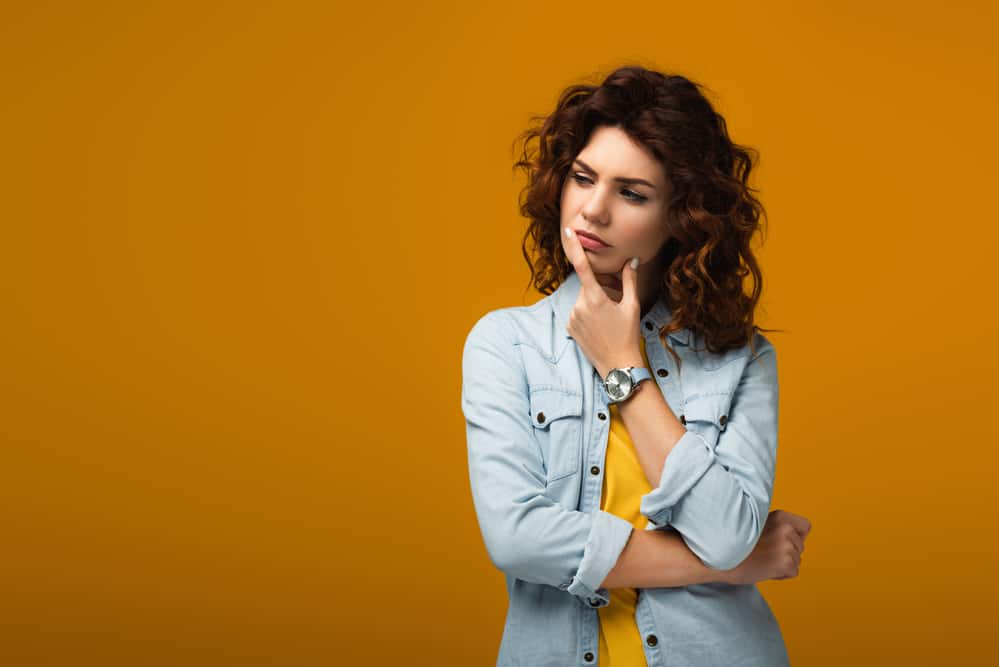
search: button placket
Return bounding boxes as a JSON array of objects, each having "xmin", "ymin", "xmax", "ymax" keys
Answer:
[
  {"xmin": 642, "ymin": 325, "xmax": 680, "ymax": 410},
  {"xmin": 590, "ymin": 402, "xmax": 608, "ymax": 496},
  {"xmin": 585, "ymin": 372, "xmax": 611, "ymax": 514},
  {"xmin": 634, "ymin": 592, "xmax": 664, "ymax": 663},
  {"xmin": 657, "ymin": 328, "xmax": 688, "ymax": 421}
]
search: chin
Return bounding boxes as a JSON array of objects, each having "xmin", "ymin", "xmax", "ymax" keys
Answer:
[{"xmin": 590, "ymin": 259, "xmax": 620, "ymax": 273}]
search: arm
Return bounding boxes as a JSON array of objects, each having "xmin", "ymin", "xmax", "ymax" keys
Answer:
[
  {"xmin": 600, "ymin": 351, "xmax": 686, "ymax": 507},
  {"xmin": 462, "ymin": 312, "xmax": 732, "ymax": 606},
  {"xmin": 462, "ymin": 312, "xmax": 631, "ymax": 607},
  {"xmin": 634, "ymin": 335, "xmax": 781, "ymax": 571},
  {"xmin": 601, "ymin": 526, "xmax": 738, "ymax": 589}
]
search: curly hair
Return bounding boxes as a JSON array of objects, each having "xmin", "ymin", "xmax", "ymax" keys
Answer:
[{"xmin": 511, "ymin": 64, "xmax": 782, "ymax": 363}]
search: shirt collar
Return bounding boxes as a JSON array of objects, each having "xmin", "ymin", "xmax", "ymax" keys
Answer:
[{"xmin": 551, "ymin": 270, "xmax": 691, "ymax": 346}]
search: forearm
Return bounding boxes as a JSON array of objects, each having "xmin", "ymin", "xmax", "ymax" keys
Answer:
[
  {"xmin": 597, "ymin": 356, "xmax": 731, "ymax": 588},
  {"xmin": 604, "ymin": 353, "xmax": 685, "ymax": 489},
  {"xmin": 600, "ymin": 527, "xmax": 734, "ymax": 589}
]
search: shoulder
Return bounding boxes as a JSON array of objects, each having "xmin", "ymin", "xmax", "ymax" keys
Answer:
[
  {"xmin": 748, "ymin": 331, "xmax": 777, "ymax": 371},
  {"xmin": 462, "ymin": 302, "xmax": 555, "ymax": 395},
  {"xmin": 736, "ymin": 331, "xmax": 779, "ymax": 390},
  {"xmin": 463, "ymin": 297, "xmax": 555, "ymax": 350},
  {"xmin": 681, "ymin": 330, "xmax": 777, "ymax": 402},
  {"xmin": 692, "ymin": 331, "xmax": 776, "ymax": 366},
  {"xmin": 688, "ymin": 330, "xmax": 775, "ymax": 371}
]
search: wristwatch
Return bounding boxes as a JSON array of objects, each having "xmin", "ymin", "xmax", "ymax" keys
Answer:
[{"xmin": 603, "ymin": 366, "xmax": 653, "ymax": 404}]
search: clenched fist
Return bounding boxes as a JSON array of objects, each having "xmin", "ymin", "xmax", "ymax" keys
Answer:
[{"xmin": 722, "ymin": 509, "xmax": 812, "ymax": 585}]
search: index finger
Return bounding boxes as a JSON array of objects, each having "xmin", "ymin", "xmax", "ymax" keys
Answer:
[{"xmin": 563, "ymin": 227, "xmax": 603, "ymax": 295}]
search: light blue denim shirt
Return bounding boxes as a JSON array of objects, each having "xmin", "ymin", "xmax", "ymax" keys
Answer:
[{"xmin": 461, "ymin": 270, "xmax": 790, "ymax": 666}]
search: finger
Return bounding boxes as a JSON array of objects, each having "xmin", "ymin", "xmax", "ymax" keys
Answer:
[
  {"xmin": 785, "ymin": 513, "xmax": 812, "ymax": 538},
  {"xmin": 786, "ymin": 527, "xmax": 804, "ymax": 555},
  {"xmin": 563, "ymin": 227, "xmax": 603, "ymax": 296},
  {"xmin": 621, "ymin": 256, "xmax": 639, "ymax": 309}
]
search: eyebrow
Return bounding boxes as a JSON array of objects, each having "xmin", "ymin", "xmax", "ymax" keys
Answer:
[{"xmin": 573, "ymin": 159, "xmax": 657, "ymax": 190}]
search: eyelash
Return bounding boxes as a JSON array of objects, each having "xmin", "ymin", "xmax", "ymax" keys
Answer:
[{"xmin": 570, "ymin": 173, "xmax": 647, "ymax": 202}]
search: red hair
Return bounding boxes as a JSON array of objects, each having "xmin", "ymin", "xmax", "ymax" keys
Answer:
[{"xmin": 512, "ymin": 64, "xmax": 782, "ymax": 360}]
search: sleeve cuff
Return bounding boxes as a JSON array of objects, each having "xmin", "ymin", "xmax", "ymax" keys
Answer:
[
  {"xmin": 563, "ymin": 509, "xmax": 634, "ymax": 608},
  {"xmin": 639, "ymin": 430, "xmax": 716, "ymax": 527}
]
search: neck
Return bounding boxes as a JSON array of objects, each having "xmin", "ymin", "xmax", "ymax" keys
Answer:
[{"xmin": 638, "ymin": 256, "xmax": 666, "ymax": 319}]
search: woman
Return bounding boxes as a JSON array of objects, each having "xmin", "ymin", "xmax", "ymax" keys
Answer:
[{"xmin": 461, "ymin": 65, "xmax": 812, "ymax": 666}]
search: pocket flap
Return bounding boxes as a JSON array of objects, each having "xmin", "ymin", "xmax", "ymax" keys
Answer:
[{"xmin": 529, "ymin": 388, "xmax": 583, "ymax": 429}]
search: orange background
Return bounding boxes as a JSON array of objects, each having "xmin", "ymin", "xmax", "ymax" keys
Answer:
[{"xmin": 2, "ymin": 1, "xmax": 997, "ymax": 665}]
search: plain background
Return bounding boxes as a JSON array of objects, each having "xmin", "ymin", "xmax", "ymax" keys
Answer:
[{"xmin": 2, "ymin": 1, "xmax": 997, "ymax": 665}]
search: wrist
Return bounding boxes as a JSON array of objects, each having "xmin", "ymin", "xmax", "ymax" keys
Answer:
[
  {"xmin": 598, "ymin": 353, "xmax": 645, "ymax": 380},
  {"xmin": 714, "ymin": 566, "xmax": 741, "ymax": 585}
]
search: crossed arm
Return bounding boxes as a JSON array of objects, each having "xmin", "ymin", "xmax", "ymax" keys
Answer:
[
  {"xmin": 462, "ymin": 313, "xmax": 766, "ymax": 606},
  {"xmin": 601, "ymin": 526, "xmax": 739, "ymax": 588},
  {"xmin": 598, "ymin": 335, "xmax": 783, "ymax": 582}
]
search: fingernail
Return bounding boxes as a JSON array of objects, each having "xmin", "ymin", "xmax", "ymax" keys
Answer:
[
  {"xmin": 630, "ymin": 257, "xmax": 639, "ymax": 269},
  {"xmin": 564, "ymin": 227, "xmax": 573, "ymax": 238}
]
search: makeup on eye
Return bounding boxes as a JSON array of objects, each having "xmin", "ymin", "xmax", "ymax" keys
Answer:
[
  {"xmin": 570, "ymin": 173, "xmax": 648, "ymax": 202},
  {"xmin": 572, "ymin": 157, "xmax": 657, "ymax": 192}
]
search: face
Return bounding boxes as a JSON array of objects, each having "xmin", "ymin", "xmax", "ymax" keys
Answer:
[{"xmin": 559, "ymin": 125, "xmax": 672, "ymax": 302}]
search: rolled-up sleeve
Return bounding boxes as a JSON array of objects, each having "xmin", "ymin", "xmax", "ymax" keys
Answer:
[
  {"xmin": 462, "ymin": 311, "xmax": 634, "ymax": 607},
  {"xmin": 639, "ymin": 335, "xmax": 779, "ymax": 571}
]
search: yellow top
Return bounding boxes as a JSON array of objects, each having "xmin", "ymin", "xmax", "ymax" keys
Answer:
[{"xmin": 597, "ymin": 337, "xmax": 654, "ymax": 666}]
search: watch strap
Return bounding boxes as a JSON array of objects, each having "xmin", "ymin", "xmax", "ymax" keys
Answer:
[{"xmin": 629, "ymin": 366, "xmax": 652, "ymax": 385}]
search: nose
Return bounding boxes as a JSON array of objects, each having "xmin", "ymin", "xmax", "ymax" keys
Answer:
[{"xmin": 580, "ymin": 187, "xmax": 610, "ymax": 225}]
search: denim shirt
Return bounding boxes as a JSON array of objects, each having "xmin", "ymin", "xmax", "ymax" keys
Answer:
[{"xmin": 461, "ymin": 270, "xmax": 790, "ymax": 667}]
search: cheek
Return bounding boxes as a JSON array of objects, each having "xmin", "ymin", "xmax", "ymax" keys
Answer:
[
  {"xmin": 560, "ymin": 180, "xmax": 574, "ymax": 205},
  {"xmin": 618, "ymin": 226, "xmax": 654, "ymax": 247},
  {"xmin": 618, "ymin": 225, "xmax": 665, "ymax": 259},
  {"xmin": 561, "ymin": 189, "xmax": 578, "ymax": 215}
]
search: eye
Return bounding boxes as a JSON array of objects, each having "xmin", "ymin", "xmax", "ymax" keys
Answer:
[{"xmin": 571, "ymin": 173, "xmax": 647, "ymax": 203}]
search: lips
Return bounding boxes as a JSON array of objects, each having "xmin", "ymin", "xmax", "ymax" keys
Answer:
[{"xmin": 575, "ymin": 230, "xmax": 610, "ymax": 247}]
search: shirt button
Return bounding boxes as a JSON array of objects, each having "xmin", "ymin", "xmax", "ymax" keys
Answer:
[
  {"xmin": 679, "ymin": 414, "xmax": 686, "ymax": 425},
  {"xmin": 536, "ymin": 412, "xmax": 546, "ymax": 424},
  {"xmin": 657, "ymin": 368, "xmax": 669, "ymax": 377},
  {"xmin": 646, "ymin": 634, "xmax": 659, "ymax": 647},
  {"xmin": 584, "ymin": 651, "xmax": 595, "ymax": 662},
  {"xmin": 719, "ymin": 414, "xmax": 728, "ymax": 426},
  {"xmin": 597, "ymin": 412, "xmax": 607, "ymax": 420},
  {"xmin": 644, "ymin": 321, "xmax": 654, "ymax": 330},
  {"xmin": 590, "ymin": 466, "xmax": 600, "ymax": 475}
]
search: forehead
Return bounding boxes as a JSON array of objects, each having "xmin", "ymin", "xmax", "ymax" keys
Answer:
[{"xmin": 576, "ymin": 125, "xmax": 664, "ymax": 186}]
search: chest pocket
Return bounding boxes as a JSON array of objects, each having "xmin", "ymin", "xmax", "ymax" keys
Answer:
[
  {"xmin": 680, "ymin": 393, "xmax": 732, "ymax": 450},
  {"xmin": 528, "ymin": 388, "xmax": 583, "ymax": 483}
]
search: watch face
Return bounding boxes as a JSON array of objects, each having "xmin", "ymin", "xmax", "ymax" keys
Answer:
[{"xmin": 606, "ymin": 369, "xmax": 633, "ymax": 401}]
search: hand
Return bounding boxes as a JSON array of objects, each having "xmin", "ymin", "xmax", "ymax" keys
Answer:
[
  {"xmin": 562, "ymin": 227, "xmax": 644, "ymax": 378},
  {"xmin": 721, "ymin": 509, "xmax": 812, "ymax": 585}
]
